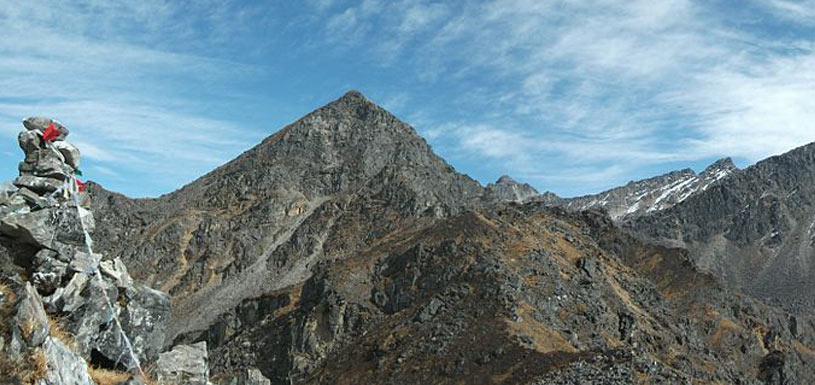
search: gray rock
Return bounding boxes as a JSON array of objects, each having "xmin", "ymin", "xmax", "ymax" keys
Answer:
[
  {"xmin": 13, "ymin": 174, "xmax": 63, "ymax": 194},
  {"xmin": 485, "ymin": 175, "xmax": 539, "ymax": 203},
  {"xmin": 15, "ymin": 186, "xmax": 55, "ymax": 209},
  {"xmin": 52, "ymin": 141, "xmax": 81, "ymax": 170},
  {"xmin": 40, "ymin": 337, "xmax": 96, "ymax": 385},
  {"xmin": 23, "ymin": 116, "xmax": 70, "ymax": 139},
  {"xmin": 18, "ymin": 129, "xmax": 42, "ymax": 159},
  {"xmin": 0, "ymin": 207, "xmax": 53, "ymax": 248},
  {"xmin": 100, "ymin": 258, "xmax": 134, "ymax": 288},
  {"xmin": 156, "ymin": 342, "xmax": 210, "ymax": 385},
  {"xmin": 118, "ymin": 284, "xmax": 171, "ymax": 363},
  {"xmin": 67, "ymin": 275, "xmax": 169, "ymax": 370},
  {"xmin": 44, "ymin": 272, "xmax": 89, "ymax": 313},
  {"xmin": 629, "ymin": 144, "xmax": 815, "ymax": 313},
  {"xmin": 69, "ymin": 251, "xmax": 102, "ymax": 274},
  {"xmin": 555, "ymin": 158, "xmax": 737, "ymax": 221},
  {"xmin": 28, "ymin": 148, "xmax": 72, "ymax": 180},
  {"xmin": 32, "ymin": 249, "xmax": 68, "ymax": 294},
  {"xmin": 10, "ymin": 283, "xmax": 50, "ymax": 354}
]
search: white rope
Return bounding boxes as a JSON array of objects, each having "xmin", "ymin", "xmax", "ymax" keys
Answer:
[
  {"xmin": 32, "ymin": 135, "xmax": 146, "ymax": 378},
  {"xmin": 68, "ymin": 177, "xmax": 147, "ymax": 378}
]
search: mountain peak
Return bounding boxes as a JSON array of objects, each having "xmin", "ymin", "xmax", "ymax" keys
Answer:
[
  {"xmin": 702, "ymin": 157, "xmax": 737, "ymax": 176},
  {"xmin": 325, "ymin": 90, "xmax": 377, "ymax": 112},
  {"xmin": 495, "ymin": 175, "xmax": 518, "ymax": 185},
  {"xmin": 486, "ymin": 175, "xmax": 539, "ymax": 203},
  {"xmin": 339, "ymin": 89, "xmax": 367, "ymax": 101}
]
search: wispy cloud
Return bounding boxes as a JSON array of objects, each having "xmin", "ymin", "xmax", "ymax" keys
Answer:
[
  {"xmin": 0, "ymin": 0, "xmax": 267, "ymax": 196},
  {"xmin": 759, "ymin": 0, "xmax": 815, "ymax": 23},
  {"xmin": 313, "ymin": 0, "xmax": 815, "ymax": 195},
  {"xmin": 1, "ymin": 1, "xmax": 812, "ymax": 198}
]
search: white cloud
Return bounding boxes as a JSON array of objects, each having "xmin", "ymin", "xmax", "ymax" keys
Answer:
[
  {"xmin": 0, "ymin": 1, "xmax": 265, "ymax": 195},
  {"xmin": 316, "ymin": 0, "xmax": 815, "ymax": 194},
  {"xmin": 760, "ymin": 0, "xmax": 815, "ymax": 23}
]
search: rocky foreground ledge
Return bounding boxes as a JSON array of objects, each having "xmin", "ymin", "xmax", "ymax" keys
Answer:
[{"xmin": 0, "ymin": 118, "xmax": 269, "ymax": 385}]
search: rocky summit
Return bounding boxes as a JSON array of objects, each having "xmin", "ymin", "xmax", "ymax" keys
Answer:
[{"xmin": 2, "ymin": 92, "xmax": 815, "ymax": 385}]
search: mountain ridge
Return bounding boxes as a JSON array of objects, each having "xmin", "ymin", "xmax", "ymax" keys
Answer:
[
  {"xmin": 79, "ymin": 91, "xmax": 815, "ymax": 383},
  {"xmin": 629, "ymin": 140, "xmax": 815, "ymax": 313}
]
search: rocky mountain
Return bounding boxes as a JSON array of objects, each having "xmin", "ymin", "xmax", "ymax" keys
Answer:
[
  {"xmin": 553, "ymin": 158, "xmax": 738, "ymax": 221},
  {"xmin": 89, "ymin": 91, "xmax": 484, "ymax": 345},
  {"xmin": 629, "ymin": 142, "xmax": 815, "ymax": 315},
  {"xmin": 484, "ymin": 175, "xmax": 540, "ymax": 203},
  {"xmin": 4, "ymin": 92, "xmax": 815, "ymax": 384}
]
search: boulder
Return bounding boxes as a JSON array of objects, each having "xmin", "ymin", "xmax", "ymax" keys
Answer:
[
  {"xmin": 15, "ymin": 186, "xmax": 55, "ymax": 209},
  {"xmin": 118, "ymin": 284, "xmax": 171, "ymax": 363},
  {"xmin": 69, "ymin": 250, "xmax": 102, "ymax": 274},
  {"xmin": 100, "ymin": 258, "xmax": 134, "ymax": 288},
  {"xmin": 14, "ymin": 174, "xmax": 63, "ymax": 194},
  {"xmin": 17, "ymin": 129, "xmax": 42, "ymax": 158},
  {"xmin": 52, "ymin": 141, "xmax": 81, "ymax": 170},
  {"xmin": 10, "ymin": 283, "xmax": 50, "ymax": 355},
  {"xmin": 156, "ymin": 342, "xmax": 210, "ymax": 385},
  {"xmin": 29, "ymin": 148, "xmax": 71, "ymax": 180},
  {"xmin": 0, "ymin": 207, "xmax": 55, "ymax": 248},
  {"xmin": 59, "ymin": 273, "xmax": 170, "ymax": 370},
  {"xmin": 44, "ymin": 272, "xmax": 89, "ymax": 313},
  {"xmin": 23, "ymin": 117, "xmax": 70, "ymax": 139},
  {"xmin": 32, "ymin": 249, "xmax": 69, "ymax": 294},
  {"xmin": 40, "ymin": 337, "xmax": 96, "ymax": 385}
]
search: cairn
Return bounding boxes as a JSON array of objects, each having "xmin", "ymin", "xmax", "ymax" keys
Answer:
[
  {"xmin": 0, "ymin": 117, "xmax": 170, "ymax": 383},
  {"xmin": 12, "ymin": 117, "xmax": 85, "ymax": 208}
]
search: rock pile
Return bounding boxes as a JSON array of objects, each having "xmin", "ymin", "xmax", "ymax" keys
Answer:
[
  {"xmin": 0, "ymin": 117, "xmax": 271, "ymax": 385},
  {"xmin": 0, "ymin": 117, "xmax": 171, "ymax": 384}
]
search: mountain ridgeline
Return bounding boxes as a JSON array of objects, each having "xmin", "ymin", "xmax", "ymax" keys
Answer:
[{"xmin": 66, "ymin": 91, "xmax": 815, "ymax": 384}]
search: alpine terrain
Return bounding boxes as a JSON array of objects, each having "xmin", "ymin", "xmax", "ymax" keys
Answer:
[{"xmin": 1, "ymin": 92, "xmax": 814, "ymax": 385}]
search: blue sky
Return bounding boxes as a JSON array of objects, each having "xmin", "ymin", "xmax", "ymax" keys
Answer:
[{"xmin": 0, "ymin": 0, "xmax": 813, "ymax": 198}]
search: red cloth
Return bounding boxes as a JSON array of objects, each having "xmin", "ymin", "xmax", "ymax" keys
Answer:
[
  {"xmin": 76, "ymin": 179, "xmax": 88, "ymax": 193},
  {"xmin": 42, "ymin": 123, "xmax": 61, "ymax": 142}
]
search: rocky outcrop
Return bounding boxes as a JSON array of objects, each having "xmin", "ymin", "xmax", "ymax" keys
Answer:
[
  {"xmin": 0, "ymin": 118, "xmax": 170, "ymax": 385},
  {"xmin": 484, "ymin": 175, "xmax": 539, "ymax": 203}
]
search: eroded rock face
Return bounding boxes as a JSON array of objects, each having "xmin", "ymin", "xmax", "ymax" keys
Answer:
[{"xmin": 196, "ymin": 204, "xmax": 815, "ymax": 384}]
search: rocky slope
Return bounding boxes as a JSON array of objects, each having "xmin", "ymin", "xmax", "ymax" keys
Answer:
[
  {"xmin": 77, "ymin": 91, "xmax": 815, "ymax": 384},
  {"xmin": 552, "ymin": 158, "xmax": 738, "ymax": 221},
  {"xmin": 89, "ymin": 91, "xmax": 484, "ymax": 344},
  {"xmin": 630, "ymin": 142, "xmax": 815, "ymax": 315},
  {"xmin": 204, "ymin": 204, "xmax": 815, "ymax": 384}
]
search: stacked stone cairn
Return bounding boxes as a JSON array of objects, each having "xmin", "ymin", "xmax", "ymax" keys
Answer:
[
  {"xmin": 0, "ymin": 117, "xmax": 170, "ymax": 384},
  {"xmin": 0, "ymin": 117, "xmax": 274, "ymax": 385}
]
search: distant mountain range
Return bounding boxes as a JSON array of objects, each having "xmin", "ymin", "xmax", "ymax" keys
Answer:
[{"xmin": 78, "ymin": 91, "xmax": 815, "ymax": 383}]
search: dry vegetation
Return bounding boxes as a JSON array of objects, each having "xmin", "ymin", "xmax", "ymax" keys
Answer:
[
  {"xmin": 0, "ymin": 349, "xmax": 48, "ymax": 385},
  {"xmin": 48, "ymin": 316, "xmax": 77, "ymax": 350},
  {"xmin": 88, "ymin": 367, "xmax": 133, "ymax": 385}
]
